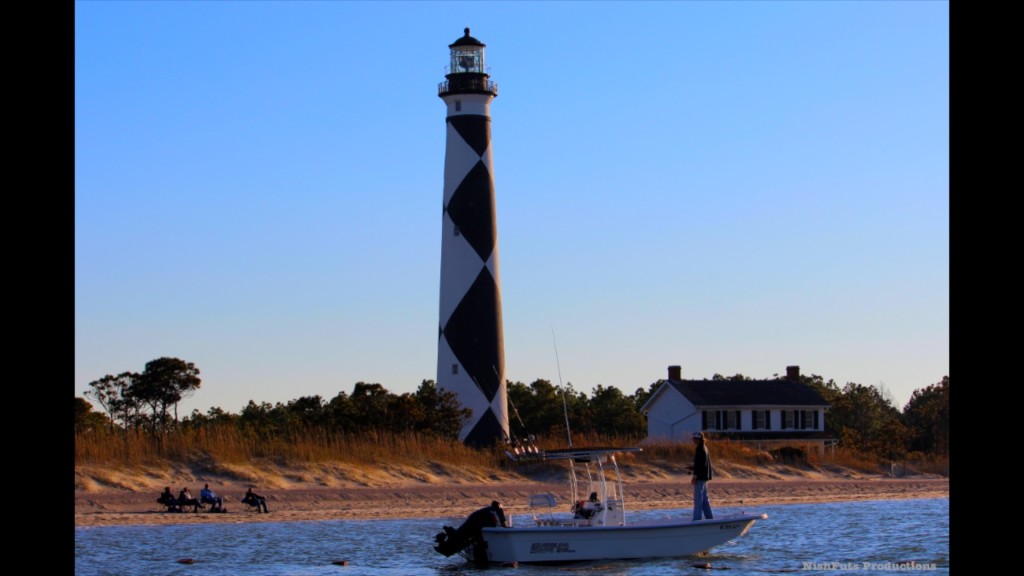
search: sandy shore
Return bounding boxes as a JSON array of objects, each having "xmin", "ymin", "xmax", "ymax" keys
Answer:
[{"xmin": 75, "ymin": 477, "xmax": 949, "ymax": 528}]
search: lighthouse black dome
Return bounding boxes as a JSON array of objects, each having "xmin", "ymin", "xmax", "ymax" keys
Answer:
[
  {"xmin": 450, "ymin": 27, "xmax": 485, "ymax": 48},
  {"xmin": 439, "ymin": 27, "xmax": 497, "ymax": 97}
]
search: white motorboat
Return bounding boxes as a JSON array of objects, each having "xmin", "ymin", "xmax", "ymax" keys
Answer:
[{"xmin": 433, "ymin": 446, "xmax": 766, "ymax": 566}]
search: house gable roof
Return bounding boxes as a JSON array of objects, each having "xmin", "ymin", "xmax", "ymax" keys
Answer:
[{"xmin": 664, "ymin": 378, "xmax": 829, "ymax": 407}]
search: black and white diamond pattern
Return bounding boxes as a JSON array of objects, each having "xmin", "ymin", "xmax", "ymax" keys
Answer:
[{"xmin": 437, "ymin": 112, "xmax": 508, "ymax": 446}]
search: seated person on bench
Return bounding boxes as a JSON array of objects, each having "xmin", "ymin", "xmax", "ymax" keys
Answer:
[
  {"xmin": 200, "ymin": 483, "xmax": 225, "ymax": 512},
  {"xmin": 178, "ymin": 487, "xmax": 202, "ymax": 513},
  {"xmin": 157, "ymin": 487, "xmax": 181, "ymax": 512},
  {"xmin": 242, "ymin": 487, "xmax": 269, "ymax": 513}
]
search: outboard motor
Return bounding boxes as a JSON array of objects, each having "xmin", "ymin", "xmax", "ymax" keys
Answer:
[{"xmin": 434, "ymin": 501, "xmax": 507, "ymax": 565}]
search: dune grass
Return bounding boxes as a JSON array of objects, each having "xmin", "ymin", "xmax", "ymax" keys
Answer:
[
  {"xmin": 75, "ymin": 426, "xmax": 942, "ymax": 479},
  {"xmin": 75, "ymin": 426, "xmax": 493, "ymax": 469}
]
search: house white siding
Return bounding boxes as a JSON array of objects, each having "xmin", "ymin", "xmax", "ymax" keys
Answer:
[{"xmin": 643, "ymin": 386, "xmax": 701, "ymax": 441}]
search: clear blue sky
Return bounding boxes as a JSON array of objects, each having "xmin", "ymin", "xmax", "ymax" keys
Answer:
[{"xmin": 75, "ymin": 1, "xmax": 948, "ymax": 417}]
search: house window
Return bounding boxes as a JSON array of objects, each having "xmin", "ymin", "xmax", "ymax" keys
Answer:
[
  {"xmin": 451, "ymin": 364, "xmax": 459, "ymax": 375},
  {"xmin": 752, "ymin": 410, "xmax": 770, "ymax": 430},
  {"xmin": 801, "ymin": 410, "xmax": 818, "ymax": 430},
  {"xmin": 454, "ymin": 225, "xmax": 460, "ymax": 237},
  {"xmin": 455, "ymin": 100, "xmax": 462, "ymax": 111},
  {"xmin": 782, "ymin": 410, "xmax": 797, "ymax": 430},
  {"xmin": 704, "ymin": 410, "xmax": 741, "ymax": 431},
  {"xmin": 724, "ymin": 410, "xmax": 740, "ymax": 430},
  {"xmin": 782, "ymin": 409, "xmax": 817, "ymax": 430}
]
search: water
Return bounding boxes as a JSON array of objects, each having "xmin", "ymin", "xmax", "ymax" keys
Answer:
[{"xmin": 75, "ymin": 498, "xmax": 948, "ymax": 575}]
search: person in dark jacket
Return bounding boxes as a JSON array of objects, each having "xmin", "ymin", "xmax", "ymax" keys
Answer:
[
  {"xmin": 157, "ymin": 486, "xmax": 181, "ymax": 512},
  {"xmin": 689, "ymin": 431, "xmax": 714, "ymax": 521},
  {"xmin": 242, "ymin": 487, "xmax": 269, "ymax": 513}
]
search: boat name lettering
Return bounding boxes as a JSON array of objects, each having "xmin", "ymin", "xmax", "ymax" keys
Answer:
[
  {"xmin": 529, "ymin": 542, "xmax": 576, "ymax": 554},
  {"xmin": 719, "ymin": 523, "xmax": 741, "ymax": 530}
]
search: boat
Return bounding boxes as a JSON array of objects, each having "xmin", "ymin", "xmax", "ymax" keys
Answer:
[{"xmin": 433, "ymin": 446, "xmax": 767, "ymax": 566}]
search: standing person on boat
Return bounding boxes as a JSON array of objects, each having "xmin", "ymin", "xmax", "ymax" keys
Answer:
[{"xmin": 689, "ymin": 431, "xmax": 714, "ymax": 521}]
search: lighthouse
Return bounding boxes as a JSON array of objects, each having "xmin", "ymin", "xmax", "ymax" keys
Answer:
[{"xmin": 436, "ymin": 28, "xmax": 508, "ymax": 446}]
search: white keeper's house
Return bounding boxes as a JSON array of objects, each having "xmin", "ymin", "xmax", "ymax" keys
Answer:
[{"xmin": 640, "ymin": 365, "xmax": 835, "ymax": 456}]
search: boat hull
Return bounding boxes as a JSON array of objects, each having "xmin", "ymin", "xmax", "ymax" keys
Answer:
[{"xmin": 480, "ymin": 514, "xmax": 764, "ymax": 564}]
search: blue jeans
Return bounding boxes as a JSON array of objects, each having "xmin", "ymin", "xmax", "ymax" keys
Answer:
[{"xmin": 692, "ymin": 480, "xmax": 713, "ymax": 521}]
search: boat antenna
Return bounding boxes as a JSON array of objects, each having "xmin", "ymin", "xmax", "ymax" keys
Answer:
[
  {"xmin": 496, "ymin": 366, "xmax": 527, "ymax": 433},
  {"xmin": 552, "ymin": 327, "xmax": 573, "ymax": 448}
]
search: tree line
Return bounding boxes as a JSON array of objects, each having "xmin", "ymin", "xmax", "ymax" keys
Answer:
[{"xmin": 76, "ymin": 357, "xmax": 949, "ymax": 459}]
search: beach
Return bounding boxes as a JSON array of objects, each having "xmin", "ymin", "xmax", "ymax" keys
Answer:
[{"xmin": 75, "ymin": 464, "xmax": 949, "ymax": 528}]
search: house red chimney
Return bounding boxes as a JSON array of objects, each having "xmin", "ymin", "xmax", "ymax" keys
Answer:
[
  {"xmin": 786, "ymin": 365, "xmax": 800, "ymax": 381},
  {"xmin": 668, "ymin": 365, "xmax": 681, "ymax": 380}
]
